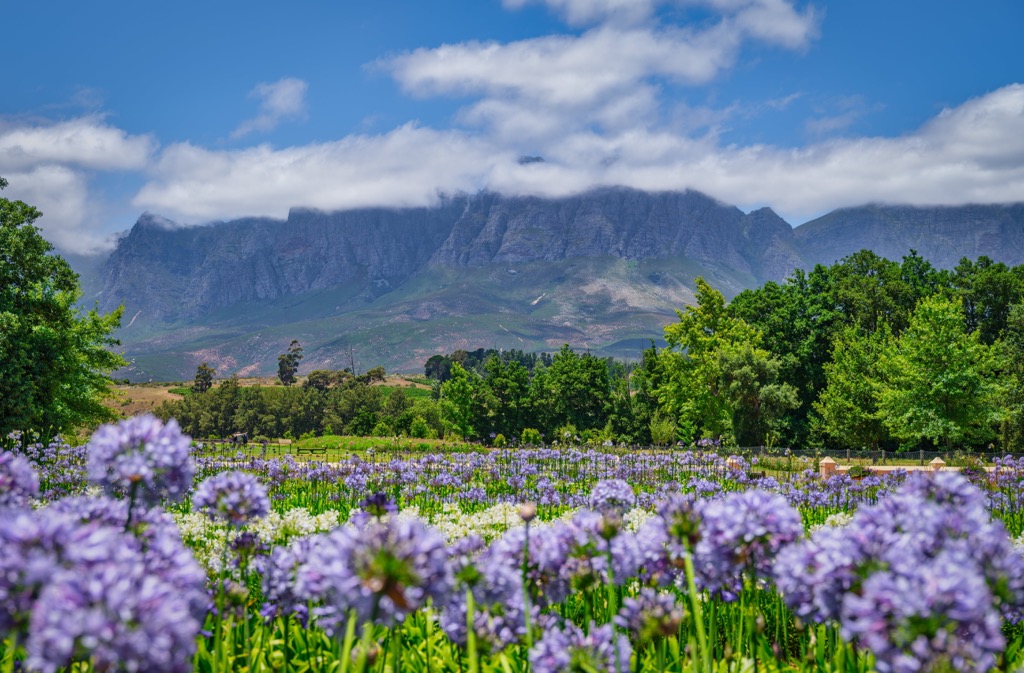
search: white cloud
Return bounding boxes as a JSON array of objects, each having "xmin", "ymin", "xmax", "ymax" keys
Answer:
[
  {"xmin": 231, "ymin": 77, "xmax": 309, "ymax": 139},
  {"xmin": 384, "ymin": 0, "xmax": 819, "ymax": 157},
  {"xmin": 0, "ymin": 117, "xmax": 156, "ymax": 254},
  {"xmin": 0, "ymin": 117, "xmax": 154, "ymax": 171},
  {"xmin": 0, "ymin": 165, "xmax": 116, "ymax": 254},
  {"xmin": 387, "ymin": 21, "xmax": 805, "ymax": 107},
  {"xmin": 132, "ymin": 85, "xmax": 1024, "ymax": 229},
  {"xmin": 135, "ymin": 124, "xmax": 510, "ymax": 222},
  {"xmin": 502, "ymin": 0, "xmax": 657, "ymax": 26}
]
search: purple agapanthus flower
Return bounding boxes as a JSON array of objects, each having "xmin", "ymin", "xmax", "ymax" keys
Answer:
[
  {"xmin": 440, "ymin": 538, "xmax": 529, "ymax": 652},
  {"xmin": 193, "ymin": 470, "xmax": 270, "ymax": 527},
  {"xmin": 693, "ymin": 488, "xmax": 803, "ymax": 601},
  {"xmin": 86, "ymin": 414, "xmax": 194, "ymax": 506},
  {"xmin": 774, "ymin": 472, "xmax": 1024, "ymax": 673},
  {"xmin": 560, "ymin": 510, "xmax": 641, "ymax": 591},
  {"xmin": 0, "ymin": 505, "xmax": 204, "ymax": 671},
  {"xmin": 26, "ymin": 554, "xmax": 200, "ymax": 673},
  {"xmin": 614, "ymin": 587, "xmax": 685, "ymax": 641},
  {"xmin": 0, "ymin": 450, "xmax": 39, "ymax": 508},
  {"xmin": 842, "ymin": 548, "xmax": 1004, "ymax": 673},
  {"xmin": 47, "ymin": 495, "xmax": 208, "ymax": 619},
  {"xmin": 589, "ymin": 479, "xmax": 636, "ymax": 516},
  {"xmin": 487, "ymin": 523, "xmax": 571, "ymax": 607},
  {"xmin": 298, "ymin": 516, "xmax": 452, "ymax": 632},
  {"xmin": 259, "ymin": 536, "xmax": 320, "ymax": 625},
  {"xmin": 529, "ymin": 621, "xmax": 631, "ymax": 673},
  {"xmin": 773, "ymin": 525, "xmax": 857, "ymax": 624},
  {"xmin": 633, "ymin": 494, "xmax": 704, "ymax": 587}
]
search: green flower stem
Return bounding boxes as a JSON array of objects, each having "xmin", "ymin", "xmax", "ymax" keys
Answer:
[{"xmin": 682, "ymin": 554, "xmax": 711, "ymax": 673}]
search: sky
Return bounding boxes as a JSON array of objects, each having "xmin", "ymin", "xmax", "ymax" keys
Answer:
[{"xmin": 2, "ymin": 0, "xmax": 1023, "ymax": 254}]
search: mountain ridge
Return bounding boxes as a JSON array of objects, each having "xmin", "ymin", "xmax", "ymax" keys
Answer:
[{"xmin": 78, "ymin": 187, "xmax": 1024, "ymax": 381}]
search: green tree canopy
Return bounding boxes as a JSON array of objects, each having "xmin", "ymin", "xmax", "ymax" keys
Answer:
[
  {"xmin": 277, "ymin": 339, "xmax": 303, "ymax": 386},
  {"xmin": 192, "ymin": 362, "xmax": 216, "ymax": 394},
  {"xmin": 0, "ymin": 177, "xmax": 126, "ymax": 444},
  {"xmin": 658, "ymin": 277, "xmax": 761, "ymax": 442},
  {"xmin": 877, "ymin": 295, "xmax": 1002, "ymax": 450},
  {"xmin": 812, "ymin": 324, "xmax": 892, "ymax": 450}
]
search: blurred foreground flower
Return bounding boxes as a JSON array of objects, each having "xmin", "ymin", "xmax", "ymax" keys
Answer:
[
  {"xmin": 86, "ymin": 414, "xmax": 194, "ymax": 507},
  {"xmin": 0, "ymin": 450, "xmax": 39, "ymax": 508},
  {"xmin": 529, "ymin": 621, "xmax": 631, "ymax": 673}
]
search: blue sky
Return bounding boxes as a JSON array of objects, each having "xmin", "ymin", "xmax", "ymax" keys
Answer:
[{"xmin": 2, "ymin": 0, "xmax": 1022, "ymax": 253}]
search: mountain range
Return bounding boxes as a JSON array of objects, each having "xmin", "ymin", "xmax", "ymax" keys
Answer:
[{"xmin": 74, "ymin": 188, "xmax": 1024, "ymax": 381}]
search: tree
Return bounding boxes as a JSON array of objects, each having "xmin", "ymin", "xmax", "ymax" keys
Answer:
[
  {"xmin": 192, "ymin": 363, "xmax": 216, "ymax": 394},
  {"xmin": 812, "ymin": 324, "xmax": 892, "ymax": 450},
  {"xmin": 951, "ymin": 256, "xmax": 1024, "ymax": 344},
  {"xmin": 999, "ymin": 304, "xmax": 1024, "ymax": 451},
  {"xmin": 425, "ymin": 354, "xmax": 453, "ymax": 382},
  {"xmin": 481, "ymin": 356, "xmax": 531, "ymax": 439},
  {"xmin": 0, "ymin": 177, "xmax": 126, "ymax": 444},
  {"xmin": 876, "ymin": 296, "xmax": 1002, "ymax": 450},
  {"xmin": 303, "ymin": 369, "xmax": 337, "ymax": 392},
  {"xmin": 277, "ymin": 340, "xmax": 303, "ymax": 386},
  {"xmin": 717, "ymin": 343, "xmax": 800, "ymax": 447},
  {"xmin": 532, "ymin": 345, "xmax": 610, "ymax": 434},
  {"xmin": 439, "ymin": 362, "xmax": 488, "ymax": 440},
  {"xmin": 658, "ymin": 277, "xmax": 761, "ymax": 442}
]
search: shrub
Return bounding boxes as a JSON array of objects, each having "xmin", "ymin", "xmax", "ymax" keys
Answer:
[
  {"xmin": 493, "ymin": 433, "xmax": 506, "ymax": 448},
  {"xmin": 521, "ymin": 428, "xmax": 542, "ymax": 445},
  {"xmin": 409, "ymin": 416, "xmax": 431, "ymax": 439}
]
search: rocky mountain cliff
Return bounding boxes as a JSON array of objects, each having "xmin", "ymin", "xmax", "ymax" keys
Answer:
[
  {"xmin": 794, "ymin": 203, "xmax": 1024, "ymax": 269},
  {"xmin": 86, "ymin": 188, "xmax": 1024, "ymax": 380},
  {"xmin": 98, "ymin": 188, "xmax": 802, "ymax": 321}
]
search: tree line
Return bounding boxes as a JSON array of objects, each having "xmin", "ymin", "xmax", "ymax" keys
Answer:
[
  {"xmin": 433, "ymin": 249, "xmax": 1024, "ymax": 451},
  {"xmin": 155, "ymin": 249, "xmax": 1024, "ymax": 452}
]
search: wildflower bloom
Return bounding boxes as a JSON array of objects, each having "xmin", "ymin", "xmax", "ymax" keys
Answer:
[
  {"xmin": 0, "ymin": 450, "xmax": 39, "ymax": 508},
  {"xmin": 589, "ymin": 479, "xmax": 636, "ymax": 516},
  {"xmin": 259, "ymin": 536, "xmax": 320, "ymax": 624},
  {"xmin": 775, "ymin": 472, "xmax": 1024, "ymax": 673},
  {"xmin": 193, "ymin": 470, "xmax": 270, "ymax": 527},
  {"xmin": 529, "ymin": 621, "xmax": 631, "ymax": 673},
  {"xmin": 560, "ymin": 510, "xmax": 641, "ymax": 591},
  {"xmin": 86, "ymin": 414, "xmax": 194, "ymax": 506},
  {"xmin": 615, "ymin": 588, "xmax": 685, "ymax": 641},
  {"xmin": 440, "ymin": 535, "xmax": 528, "ymax": 652},
  {"xmin": 694, "ymin": 489, "xmax": 803, "ymax": 601},
  {"xmin": 299, "ymin": 516, "xmax": 452, "ymax": 632},
  {"xmin": 26, "ymin": 553, "xmax": 200, "ymax": 673},
  {"xmin": 487, "ymin": 522, "xmax": 571, "ymax": 607},
  {"xmin": 0, "ymin": 506, "xmax": 204, "ymax": 672},
  {"xmin": 47, "ymin": 495, "xmax": 208, "ymax": 619}
]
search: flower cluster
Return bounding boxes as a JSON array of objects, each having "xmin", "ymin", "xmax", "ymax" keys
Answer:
[
  {"xmin": 693, "ymin": 489, "xmax": 803, "ymax": 601},
  {"xmin": 0, "ymin": 505, "xmax": 204, "ymax": 673},
  {"xmin": 530, "ymin": 621, "xmax": 631, "ymax": 673},
  {"xmin": 0, "ymin": 450, "xmax": 39, "ymax": 508},
  {"xmin": 774, "ymin": 472, "xmax": 1024, "ymax": 673},
  {"xmin": 440, "ymin": 534, "xmax": 529, "ymax": 652},
  {"xmin": 298, "ymin": 515, "xmax": 453, "ymax": 632},
  {"xmin": 589, "ymin": 479, "xmax": 637, "ymax": 516},
  {"xmin": 193, "ymin": 470, "xmax": 271, "ymax": 527},
  {"xmin": 615, "ymin": 587, "xmax": 685, "ymax": 641},
  {"xmin": 86, "ymin": 414, "xmax": 194, "ymax": 506}
]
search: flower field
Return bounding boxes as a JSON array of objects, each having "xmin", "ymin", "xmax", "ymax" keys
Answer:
[{"xmin": 4, "ymin": 416, "xmax": 1024, "ymax": 672}]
